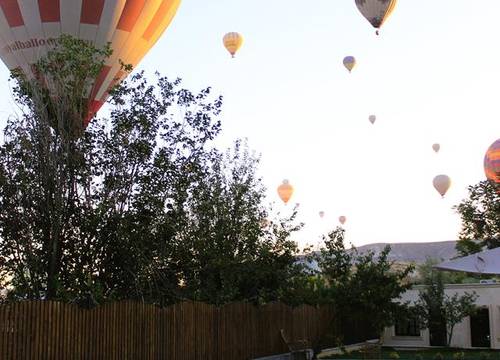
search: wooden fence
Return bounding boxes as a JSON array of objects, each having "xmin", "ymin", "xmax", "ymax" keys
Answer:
[{"xmin": 0, "ymin": 301, "xmax": 335, "ymax": 360}]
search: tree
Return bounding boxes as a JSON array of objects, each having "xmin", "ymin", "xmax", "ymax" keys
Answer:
[
  {"xmin": 415, "ymin": 258, "xmax": 468, "ymax": 285},
  {"xmin": 413, "ymin": 270, "xmax": 477, "ymax": 347},
  {"xmin": 0, "ymin": 35, "xmax": 303, "ymax": 306},
  {"xmin": 314, "ymin": 228, "xmax": 414, "ymax": 340},
  {"xmin": 454, "ymin": 180, "xmax": 500, "ymax": 256}
]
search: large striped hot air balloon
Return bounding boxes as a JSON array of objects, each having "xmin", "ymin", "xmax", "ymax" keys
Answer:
[
  {"xmin": 484, "ymin": 139, "xmax": 500, "ymax": 184},
  {"xmin": 355, "ymin": 0, "xmax": 397, "ymax": 35},
  {"xmin": 0, "ymin": 0, "xmax": 181, "ymax": 127}
]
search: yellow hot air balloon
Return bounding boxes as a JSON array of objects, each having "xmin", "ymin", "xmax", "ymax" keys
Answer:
[
  {"xmin": 223, "ymin": 32, "xmax": 243, "ymax": 58},
  {"xmin": 355, "ymin": 0, "xmax": 398, "ymax": 35},
  {"xmin": 339, "ymin": 216, "xmax": 346, "ymax": 225},
  {"xmin": 432, "ymin": 144, "xmax": 440, "ymax": 153},
  {"xmin": 0, "ymin": 0, "xmax": 181, "ymax": 128},
  {"xmin": 343, "ymin": 56, "xmax": 356, "ymax": 73},
  {"xmin": 433, "ymin": 175, "xmax": 451, "ymax": 198},
  {"xmin": 369, "ymin": 115, "xmax": 376, "ymax": 124},
  {"xmin": 277, "ymin": 179, "xmax": 294, "ymax": 204},
  {"xmin": 319, "ymin": 211, "xmax": 325, "ymax": 218}
]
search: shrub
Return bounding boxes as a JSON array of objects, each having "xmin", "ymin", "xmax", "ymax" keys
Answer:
[
  {"xmin": 415, "ymin": 355, "xmax": 423, "ymax": 360},
  {"xmin": 434, "ymin": 353, "xmax": 444, "ymax": 360},
  {"xmin": 453, "ymin": 352, "xmax": 465, "ymax": 360},
  {"xmin": 389, "ymin": 352, "xmax": 400, "ymax": 360}
]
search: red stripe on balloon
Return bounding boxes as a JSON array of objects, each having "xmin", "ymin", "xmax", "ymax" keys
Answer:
[
  {"xmin": 89, "ymin": 65, "xmax": 111, "ymax": 104},
  {"xmin": 85, "ymin": 100, "xmax": 104, "ymax": 127},
  {"xmin": 99, "ymin": 69, "xmax": 125, "ymax": 102},
  {"xmin": 80, "ymin": 0, "xmax": 105, "ymax": 25},
  {"xmin": 38, "ymin": 0, "xmax": 60, "ymax": 22},
  {"xmin": 116, "ymin": 0, "xmax": 146, "ymax": 32},
  {"xmin": 0, "ymin": 0, "xmax": 24, "ymax": 27}
]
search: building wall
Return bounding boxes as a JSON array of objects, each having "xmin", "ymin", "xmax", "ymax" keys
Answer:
[{"xmin": 383, "ymin": 283, "xmax": 500, "ymax": 349}]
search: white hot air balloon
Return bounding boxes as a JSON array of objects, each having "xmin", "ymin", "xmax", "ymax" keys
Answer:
[
  {"xmin": 369, "ymin": 115, "xmax": 376, "ymax": 124},
  {"xmin": 338, "ymin": 216, "xmax": 346, "ymax": 225},
  {"xmin": 433, "ymin": 175, "xmax": 451, "ymax": 198},
  {"xmin": 432, "ymin": 143, "xmax": 440, "ymax": 153},
  {"xmin": 319, "ymin": 211, "xmax": 325, "ymax": 218}
]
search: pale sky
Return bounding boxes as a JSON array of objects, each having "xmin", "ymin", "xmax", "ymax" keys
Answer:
[{"xmin": 0, "ymin": 1, "xmax": 499, "ymax": 248}]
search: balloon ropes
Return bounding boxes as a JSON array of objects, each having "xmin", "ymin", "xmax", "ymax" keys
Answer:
[
  {"xmin": 0, "ymin": 0, "xmax": 182, "ymax": 128},
  {"xmin": 355, "ymin": 0, "xmax": 397, "ymax": 35}
]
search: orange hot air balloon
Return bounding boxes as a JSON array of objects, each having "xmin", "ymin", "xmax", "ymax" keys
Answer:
[
  {"xmin": 338, "ymin": 216, "xmax": 346, "ymax": 225},
  {"xmin": 0, "ymin": 0, "xmax": 181, "ymax": 128},
  {"xmin": 277, "ymin": 179, "xmax": 294, "ymax": 204},
  {"xmin": 433, "ymin": 175, "xmax": 451, "ymax": 198},
  {"xmin": 223, "ymin": 32, "xmax": 243, "ymax": 57},
  {"xmin": 484, "ymin": 139, "xmax": 500, "ymax": 184}
]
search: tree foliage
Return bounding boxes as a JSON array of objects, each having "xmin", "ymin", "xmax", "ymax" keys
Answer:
[
  {"xmin": 413, "ymin": 270, "xmax": 477, "ymax": 347},
  {"xmin": 313, "ymin": 228, "xmax": 414, "ymax": 338},
  {"xmin": 454, "ymin": 180, "xmax": 500, "ymax": 256},
  {"xmin": 0, "ymin": 35, "xmax": 303, "ymax": 306}
]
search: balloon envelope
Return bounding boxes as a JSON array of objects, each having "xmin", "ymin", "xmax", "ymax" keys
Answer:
[
  {"xmin": 433, "ymin": 175, "xmax": 451, "ymax": 197},
  {"xmin": 484, "ymin": 139, "xmax": 500, "ymax": 184},
  {"xmin": 338, "ymin": 216, "xmax": 346, "ymax": 225},
  {"xmin": 319, "ymin": 211, "xmax": 325, "ymax": 218},
  {"xmin": 355, "ymin": 0, "xmax": 397, "ymax": 34},
  {"xmin": 369, "ymin": 115, "xmax": 376, "ymax": 124},
  {"xmin": 223, "ymin": 32, "xmax": 243, "ymax": 57},
  {"xmin": 343, "ymin": 56, "xmax": 356, "ymax": 72},
  {"xmin": 432, "ymin": 143, "xmax": 440, "ymax": 153},
  {"xmin": 277, "ymin": 179, "xmax": 294, "ymax": 204},
  {"xmin": 0, "ymin": 0, "xmax": 181, "ymax": 127}
]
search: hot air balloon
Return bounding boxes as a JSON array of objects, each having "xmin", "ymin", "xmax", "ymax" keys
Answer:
[
  {"xmin": 433, "ymin": 175, "xmax": 451, "ymax": 198},
  {"xmin": 369, "ymin": 115, "xmax": 376, "ymax": 124},
  {"xmin": 432, "ymin": 143, "xmax": 440, "ymax": 153},
  {"xmin": 319, "ymin": 211, "xmax": 325, "ymax": 218},
  {"xmin": 484, "ymin": 139, "xmax": 500, "ymax": 184},
  {"xmin": 338, "ymin": 216, "xmax": 346, "ymax": 225},
  {"xmin": 0, "ymin": 0, "xmax": 181, "ymax": 128},
  {"xmin": 277, "ymin": 179, "xmax": 294, "ymax": 204},
  {"xmin": 343, "ymin": 56, "xmax": 356, "ymax": 73},
  {"xmin": 223, "ymin": 32, "xmax": 243, "ymax": 58},
  {"xmin": 355, "ymin": 0, "xmax": 397, "ymax": 35}
]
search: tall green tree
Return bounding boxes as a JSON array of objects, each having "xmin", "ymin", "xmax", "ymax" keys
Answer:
[
  {"xmin": 0, "ymin": 36, "xmax": 303, "ymax": 306},
  {"xmin": 454, "ymin": 180, "xmax": 500, "ymax": 256}
]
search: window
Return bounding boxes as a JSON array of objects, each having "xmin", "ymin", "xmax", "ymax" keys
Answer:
[{"xmin": 395, "ymin": 317, "xmax": 420, "ymax": 337}]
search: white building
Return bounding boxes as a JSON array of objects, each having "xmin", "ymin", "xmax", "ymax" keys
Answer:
[{"xmin": 383, "ymin": 283, "xmax": 500, "ymax": 349}]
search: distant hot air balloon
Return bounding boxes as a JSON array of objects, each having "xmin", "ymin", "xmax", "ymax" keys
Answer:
[
  {"xmin": 319, "ymin": 211, "xmax": 325, "ymax": 218},
  {"xmin": 432, "ymin": 143, "xmax": 440, "ymax": 153},
  {"xmin": 343, "ymin": 56, "xmax": 356, "ymax": 73},
  {"xmin": 433, "ymin": 175, "xmax": 451, "ymax": 198},
  {"xmin": 277, "ymin": 179, "xmax": 294, "ymax": 204},
  {"xmin": 355, "ymin": 0, "xmax": 398, "ymax": 35},
  {"xmin": 338, "ymin": 216, "xmax": 346, "ymax": 225},
  {"xmin": 0, "ymin": 0, "xmax": 182, "ymax": 128},
  {"xmin": 484, "ymin": 139, "xmax": 500, "ymax": 184},
  {"xmin": 223, "ymin": 32, "xmax": 243, "ymax": 58},
  {"xmin": 369, "ymin": 115, "xmax": 376, "ymax": 124}
]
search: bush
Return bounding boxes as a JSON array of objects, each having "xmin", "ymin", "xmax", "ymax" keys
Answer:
[
  {"xmin": 389, "ymin": 352, "xmax": 400, "ymax": 360},
  {"xmin": 453, "ymin": 352, "xmax": 465, "ymax": 360},
  {"xmin": 415, "ymin": 355, "xmax": 423, "ymax": 360},
  {"xmin": 434, "ymin": 353, "xmax": 444, "ymax": 360}
]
